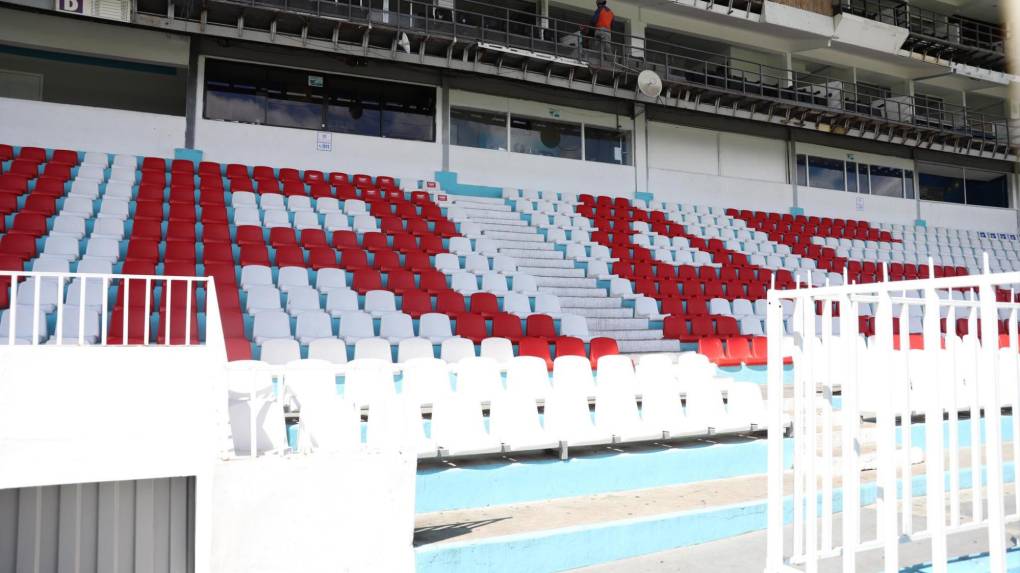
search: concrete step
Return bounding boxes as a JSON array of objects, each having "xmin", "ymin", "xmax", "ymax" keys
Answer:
[
  {"xmin": 591, "ymin": 329, "xmax": 668, "ymax": 341},
  {"xmin": 539, "ymin": 287, "xmax": 608, "ymax": 297},
  {"xmin": 472, "ymin": 218, "xmax": 528, "ymax": 227},
  {"xmin": 558, "ymin": 296, "xmax": 624, "ymax": 308},
  {"xmin": 517, "ymin": 260, "xmax": 577, "ymax": 271},
  {"xmin": 586, "ymin": 318, "xmax": 651, "ymax": 331},
  {"xmin": 495, "ymin": 240, "xmax": 556, "ymax": 251},
  {"xmin": 563, "ymin": 307, "xmax": 634, "ymax": 319},
  {"xmin": 615, "ymin": 338, "xmax": 685, "ymax": 353},
  {"xmin": 500, "ymin": 249, "xmax": 563, "ymax": 260},
  {"xmin": 533, "ymin": 276, "xmax": 599, "ymax": 288},
  {"xmin": 519, "ymin": 267, "xmax": 586, "ymax": 279},
  {"xmin": 482, "ymin": 232, "xmax": 545, "ymax": 242}
]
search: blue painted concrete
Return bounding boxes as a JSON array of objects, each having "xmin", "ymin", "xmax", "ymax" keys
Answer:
[
  {"xmin": 915, "ymin": 219, "xmax": 928, "ymax": 227},
  {"xmin": 434, "ymin": 171, "xmax": 504, "ymax": 198},
  {"xmin": 904, "ymin": 549, "xmax": 1020, "ymax": 572},
  {"xmin": 416, "ymin": 438, "xmax": 795, "ymax": 513},
  {"xmin": 790, "ymin": 207, "xmax": 805, "ymax": 215},
  {"xmin": 634, "ymin": 192, "xmax": 653, "ymax": 203},
  {"xmin": 174, "ymin": 148, "xmax": 203, "ymax": 164},
  {"xmin": 717, "ymin": 364, "xmax": 794, "ymax": 385}
]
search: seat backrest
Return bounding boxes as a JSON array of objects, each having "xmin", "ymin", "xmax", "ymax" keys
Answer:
[
  {"xmin": 343, "ymin": 358, "xmax": 396, "ymax": 406},
  {"xmin": 505, "ymin": 356, "xmax": 551, "ymax": 400},
  {"xmin": 552, "ymin": 355, "xmax": 595, "ymax": 395},
  {"xmin": 401, "ymin": 357, "xmax": 451, "ymax": 404},
  {"xmin": 339, "ymin": 311, "xmax": 375, "ymax": 339},
  {"xmin": 594, "ymin": 354, "xmax": 636, "ymax": 389},
  {"xmin": 543, "ymin": 387, "xmax": 597, "ymax": 439},
  {"xmin": 307, "ymin": 338, "xmax": 349, "ymax": 365},
  {"xmin": 430, "ymin": 393, "xmax": 488, "ymax": 449},
  {"xmin": 440, "ymin": 336, "xmax": 476, "ymax": 364},
  {"xmin": 594, "ymin": 383, "xmax": 642, "ymax": 434},
  {"xmin": 259, "ymin": 338, "xmax": 300, "ymax": 365},
  {"xmin": 489, "ymin": 390, "xmax": 543, "ymax": 443},
  {"xmin": 353, "ymin": 336, "xmax": 393, "ymax": 362},
  {"xmin": 454, "ymin": 356, "xmax": 503, "ymax": 402},
  {"xmin": 397, "ymin": 337, "xmax": 435, "ymax": 362},
  {"xmin": 479, "ymin": 337, "xmax": 515, "ymax": 364}
]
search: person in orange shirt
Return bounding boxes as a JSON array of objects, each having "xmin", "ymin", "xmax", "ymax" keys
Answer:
[{"xmin": 588, "ymin": 0, "xmax": 615, "ymax": 64}]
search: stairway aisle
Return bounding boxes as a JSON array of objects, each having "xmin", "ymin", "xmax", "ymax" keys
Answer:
[{"xmin": 446, "ymin": 195, "xmax": 682, "ymax": 355}]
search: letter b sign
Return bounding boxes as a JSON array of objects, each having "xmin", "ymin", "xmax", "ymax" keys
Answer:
[{"xmin": 57, "ymin": 0, "xmax": 84, "ymax": 13}]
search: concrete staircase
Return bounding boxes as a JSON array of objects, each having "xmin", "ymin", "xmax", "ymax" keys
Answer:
[{"xmin": 447, "ymin": 195, "xmax": 682, "ymax": 354}]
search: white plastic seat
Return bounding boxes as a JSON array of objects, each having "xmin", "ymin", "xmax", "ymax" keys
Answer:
[
  {"xmin": 595, "ymin": 384, "xmax": 660, "ymax": 443},
  {"xmin": 726, "ymin": 383, "xmax": 768, "ymax": 429},
  {"xmin": 453, "ymin": 356, "xmax": 503, "ymax": 403},
  {"xmin": 316, "ymin": 197, "xmax": 341, "ymax": 214},
  {"xmin": 352, "ymin": 214, "xmax": 378, "ymax": 233},
  {"xmin": 379, "ymin": 312, "xmax": 414, "ymax": 344},
  {"xmin": 434, "ymin": 253, "xmax": 461, "ymax": 273},
  {"xmin": 343, "ymin": 199, "xmax": 367, "ymax": 216},
  {"xmin": 284, "ymin": 360, "xmax": 360, "ymax": 453},
  {"xmin": 97, "ymin": 198, "xmax": 129, "ymax": 221},
  {"xmin": 293, "ymin": 212, "xmax": 321, "ymax": 230},
  {"xmin": 542, "ymin": 387, "xmax": 613, "ymax": 448},
  {"xmin": 505, "ymin": 355, "xmax": 552, "ymax": 400},
  {"xmin": 440, "ymin": 336, "xmax": 476, "ymax": 364},
  {"xmin": 397, "ymin": 337, "xmax": 436, "ymax": 363},
  {"xmin": 641, "ymin": 382, "xmax": 701, "ymax": 438},
  {"xmin": 42, "ymin": 236, "xmax": 81, "ymax": 262},
  {"xmin": 83, "ymin": 238, "xmax": 120, "ymax": 265},
  {"xmin": 62, "ymin": 196, "xmax": 94, "ymax": 218},
  {"xmin": 90, "ymin": 218, "xmax": 124, "ymax": 241},
  {"xmin": 594, "ymin": 355, "xmax": 638, "ymax": 392},
  {"xmin": 252, "ymin": 311, "xmax": 292, "ymax": 345},
  {"xmin": 245, "ymin": 285, "xmax": 283, "ymax": 316},
  {"xmin": 326, "ymin": 289, "xmax": 359, "ymax": 317},
  {"xmin": 339, "ymin": 311, "xmax": 376, "ymax": 345},
  {"xmin": 511, "ymin": 273, "xmax": 538, "ymax": 296},
  {"xmin": 430, "ymin": 393, "xmax": 501, "ymax": 457},
  {"xmin": 685, "ymin": 385, "xmax": 744, "ymax": 434},
  {"xmin": 447, "ymin": 237, "xmax": 473, "ymax": 256},
  {"xmin": 295, "ymin": 311, "xmax": 333, "ymax": 345},
  {"xmin": 533, "ymin": 294, "xmax": 561, "ymax": 318},
  {"xmin": 634, "ymin": 296, "xmax": 666, "ymax": 320},
  {"xmin": 503, "ymin": 292, "xmax": 533, "ymax": 317},
  {"xmin": 0, "ymin": 306, "xmax": 49, "ymax": 344},
  {"xmin": 552, "ymin": 355, "xmax": 596, "ymax": 396},
  {"xmin": 324, "ymin": 213, "xmax": 351, "ymax": 233},
  {"xmin": 286, "ymin": 286, "xmax": 323, "ymax": 316},
  {"xmin": 740, "ymin": 317, "xmax": 765, "ymax": 337},
  {"xmin": 464, "ymin": 254, "xmax": 490, "ymax": 274},
  {"xmin": 241, "ymin": 265, "xmax": 273, "ymax": 290},
  {"xmin": 364, "ymin": 290, "xmax": 397, "ymax": 317},
  {"xmin": 307, "ymin": 338, "xmax": 349, "ymax": 367},
  {"xmin": 480, "ymin": 337, "xmax": 515, "ymax": 368},
  {"xmin": 226, "ymin": 362, "xmax": 288, "ymax": 456},
  {"xmin": 559, "ymin": 314, "xmax": 590, "ymax": 340},
  {"xmin": 287, "ymin": 196, "xmax": 313, "ymax": 212},
  {"xmin": 480, "ymin": 272, "xmax": 509, "ymax": 295},
  {"xmin": 233, "ymin": 206, "xmax": 262, "ymax": 227},
  {"xmin": 489, "ymin": 390, "xmax": 557, "ymax": 453},
  {"xmin": 232, "ymin": 191, "xmax": 258, "ymax": 207},
  {"xmin": 353, "ymin": 337, "xmax": 393, "ymax": 362},
  {"xmin": 397, "ymin": 354, "xmax": 450, "ymax": 403},
  {"xmin": 419, "ymin": 312, "xmax": 453, "ymax": 344},
  {"xmin": 708, "ymin": 298, "xmax": 731, "ymax": 316},
  {"xmin": 263, "ymin": 210, "xmax": 291, "ymax": 228},
  {"xmin": 259, "ymin": 338, "xmax": 300, "ymax": 365},
  {"xmin": 315, "ymin": 268, "xmax": 347, "ymax": 293},
  {"xmin": 451, "ymin": 272, "xmax": 479, "ymax": 295},
  {"xmin": 277, "ymin": 266, "xmax": 310, "ymax": 293},
  {"xmin": 344, "ymin": 358, "xmax": 397, "ymax": 408}
]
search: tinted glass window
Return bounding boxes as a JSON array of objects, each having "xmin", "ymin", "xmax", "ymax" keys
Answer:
[
  {"xmin": 919, "ymin": 163, "xmax": 964, "ymax": 204},
  {"xmin": 510, "ymin": 116, "xmax": 582, "ymax": 159},
  {"xmin": 807, "ymin": 156, "xmax": 845, "ymax": 191},
  {"xmin": 451, "ymin": 108, "xmax": 507, "ymax": 150},
  {"xmin": 857, "ymin": 163, "xmax": 870, "ymax": 194},
  {"xmin": 966, "ymin": 169, "xmax": 1009, "ymax": 207},
  {"xmin": 325, "ymin": 77, "xmax": 382, "ymax": 137},
  {"xmin": 796, "ymin": 154, "xmax": 807, "ymax": 187},
  {"xmin": 846, "ymin": 161, "xmax": 858, "ymax": 193},
  {"xmin": 903, "ymin": 169, "xmax": 915, "ymax": 199},
  {"xmin": 584, "ymin": 126, "xmax": 630, "ymax": 165},
  {"xmin": 870, "ymin": 165, "xmax": 904, "ymax": 197},
  {"xmin": 204, "ymin": 59, "xmax": 435, "ymax": 142}
]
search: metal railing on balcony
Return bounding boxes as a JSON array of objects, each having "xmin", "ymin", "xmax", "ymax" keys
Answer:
[
  {"xmin": 836, "ymin": 0, "xmax": 1005, "ymax": 64},
  {"xmin": 148, "ymin": 0, "xmax": 1011, "ymax": 150}
]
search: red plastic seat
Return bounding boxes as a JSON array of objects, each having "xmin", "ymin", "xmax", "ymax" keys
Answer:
[
  {"xmin": 164, "ymin": 243, "xmax": 196, "ymax": 264},
  {"xmin": 22, "ymin": 194, "xmax": 56, "ymax": 216},
  {"xmin": 420, "ymin": 270, "xmax": 451, "ymax": 296},
  {"xmin": 403, "ymin": 251, "xmax": 432, "ymax": 273},
  {"xmin": 492, "ymin": 313, "xmax": 523, "ymax": 343},
  {"xmin": 108, "ymin": 307, "xmax": 151, "ymax": 345},
  {"xmin": 698, "ymin": 337, "xmax": 726, "ymax": 365},
  {"xmin": 723, "ymin": 337, "xmax": 753, "ymax": 367},
  {"xmin": 269, "ymin": 227, "xmax": 298, "ymax": 248},
  {"xmin": 0, "ymin": 234, "xmax": 37, "ymax": 261},
  {"xmin": 518, "ymin": 337, "xmax": 553, "ymax": 370},
  {"xmin": 274, "ymin": 246, "xmax": 306, "ymax": 268},
  {"xmin": 236, "ymin": 226, "xmax": 265, "ymax": 246},
  {"xmin": 589, "ymin": 337, "xmax": 619, "ymax": 369},
  {"xmin": 386, "ymin": 269, "xmax": 416, "ymax": 295},
  {"xmin": 332, "ymin": 230, "xmax": 359, "ymax": 250},
  {"xmin": 307, "ymin": 247, "xmax": 338, "ymax": 270},
  {"xmin": 351, "ymin": 269, "xmax": 383, "ymax": 294},
  {"xmin": 469, "ymin": 292, "xmax": 500, "ymax": 318},
  {"xmin": 525, "ymin": 314, "xmax": 556, "ymax": 339},
  {"xmin": 401, "ymin": 289, "xmax": 433, "ymax": 318},
  {"xmin": 239, "ymin": 244, "xmax": 270, "ymax": 267},
  {"xmin": 125, "ymin": 240, "xmax": 160, "ymax": 263},
  {"xmin": 339, "ymin": 248, "xmax": 370, "ymax": 271},
  {"xmin": 436, "ymin": 290, "xmax": 466, "ymax": 315},
  {"xmin": 455, "ymin": 312, "xmax": 487, "ymax": 343},
  {"xmin": 278, "ymin": 168, "xmax": 300, "ymax": 181},
  {"xmin": 372, "ymin": 249, "xmax": 402, "ymax": 272},
  {"xmin": 201, "ymin": 223, "xmax": 231, "ymax": 245},
  {"xmin": 299, "ymin": 229, "xmax": 328, "ymax": 250},
  {"xmin": 554, "ymin": 336, "xmax": 586, "ymax": 359}
]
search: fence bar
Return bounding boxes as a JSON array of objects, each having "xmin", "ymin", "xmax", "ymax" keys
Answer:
[
  {"xmin": 923, "ymin": 282, "xmax": 948, "ymax": 572},
  {"xmin": 765, "ymin": 291, "xmax": 786, "ymax": 572},
  {"xmin": 979, "ymin": 261, "xmax": 1007, "ymax": 572}
]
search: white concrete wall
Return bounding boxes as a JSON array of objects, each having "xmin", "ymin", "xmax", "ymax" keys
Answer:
[
  {"xmin": 921, "ymin": 201, "xmax": 1018, "ymax": 233},
  {"xmin": 211, "ymin": 452, "xmax": 416, "ymax": 573},
  {"xmin": 450, "ymin": 145, "xmax": 635, "ymax": 196},
  {"xmin": 0, "ymin": 97, "xmax": 186, "ymax": 158},
  {"xmin": 797, "ymin": 186, "xmax": 916, "ymax": 225}
]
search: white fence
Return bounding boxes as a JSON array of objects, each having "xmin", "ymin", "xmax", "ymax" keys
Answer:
[
  {"xmin": 1, "ymin": 270, "xmax": 218, "ymax": 346},
  {"xmin": 765, "ymin": 261, "xmax": 1020, "ymax": 573}
]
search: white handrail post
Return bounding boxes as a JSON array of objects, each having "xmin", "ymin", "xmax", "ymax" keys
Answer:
[{"xmin": 764, "ymin": 288, "xmax": 785, "ymax": 572}]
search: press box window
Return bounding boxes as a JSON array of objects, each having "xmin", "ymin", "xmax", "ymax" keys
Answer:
[
  {"xmin": 510, "ymin": 116, "xmax": 582, "ymax": 160},
  {"xmin": 451, "ymin": 108, "xmax": 508, "ymax": 150},
  {"xmin": 869, "ymin": 165, "xmax": 904, "ymax": 198},
  {"xmin": 584, "ymin": 126, "xmax": 630, "ymax": 165},
  {"xmin": 807, "ymin": 156, "xmax": 846, "ymax": 191}
]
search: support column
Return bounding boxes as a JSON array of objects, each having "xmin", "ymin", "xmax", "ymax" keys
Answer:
[
  {"xmin": 913, "ymin": 156, "xmax": 922, "ymax": 222},
  {"xmin": 787, "ymin": 136, "xmax": 799, "ymax": 209},
  {"xmin": 784, "ymin": 52, "xmax": 794, "ymax": 88},
  {"xmin": 184, "ymin": 40, "xmax": 200, "ymax": 149},
  {"xmin": 629, "ymin": 17, "xmax": 645, "ymax": 60},
  {"xmin": 633, "ymin": 102, "xmax": 649, "ymax": 194},
  {"xmin": 440, "ymin": 77, "xmax": 450, "ymax": 172}
]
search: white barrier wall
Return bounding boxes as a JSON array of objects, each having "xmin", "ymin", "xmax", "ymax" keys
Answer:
[
  {"xmin": 0, "ymin": 97, "xmax": 186, "ymax": 158},
  {"xmin": 450, "ymin": 145, "xmax": 636, "ymax": 196},
  {"xmin": 922, "ymin": 201, "xmax": 1018, "ymax": 234},
  {"xmin": 211, "ymin": 452, "xmax": 417, "ymax": 573}
]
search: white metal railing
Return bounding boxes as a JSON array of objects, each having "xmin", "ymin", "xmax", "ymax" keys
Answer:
[
  {"xmin": 766, "ymin": 256, "xmax": 1020, "ymax": 573},
  {"xmin": 1, "ymin": 270, "xmax": 219, "ymax": 347}
]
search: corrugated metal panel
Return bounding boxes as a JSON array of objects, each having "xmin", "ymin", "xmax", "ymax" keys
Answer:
[{"xmin": 0, "ymin": 477, "xmax": 192, "ymax": 573}]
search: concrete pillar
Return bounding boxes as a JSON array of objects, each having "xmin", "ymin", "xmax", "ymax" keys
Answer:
[
  {"xmin": 1007, "ymin": 0, "xmax": 1020, "ymax": 231},
  {"xmin": 629, "ymin": 18, "xmax": 645, "ymax": 60},
  {"xmin": 787, "ymin": 137, "xmax": 799, "ymax": 208},
  {"xmin": 440, "ymin": 77, "xmax": 450, "ymax": 172},
  {"xmin": 633, "ymin": 102, "xmax": 649, "ymax": 194}
]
